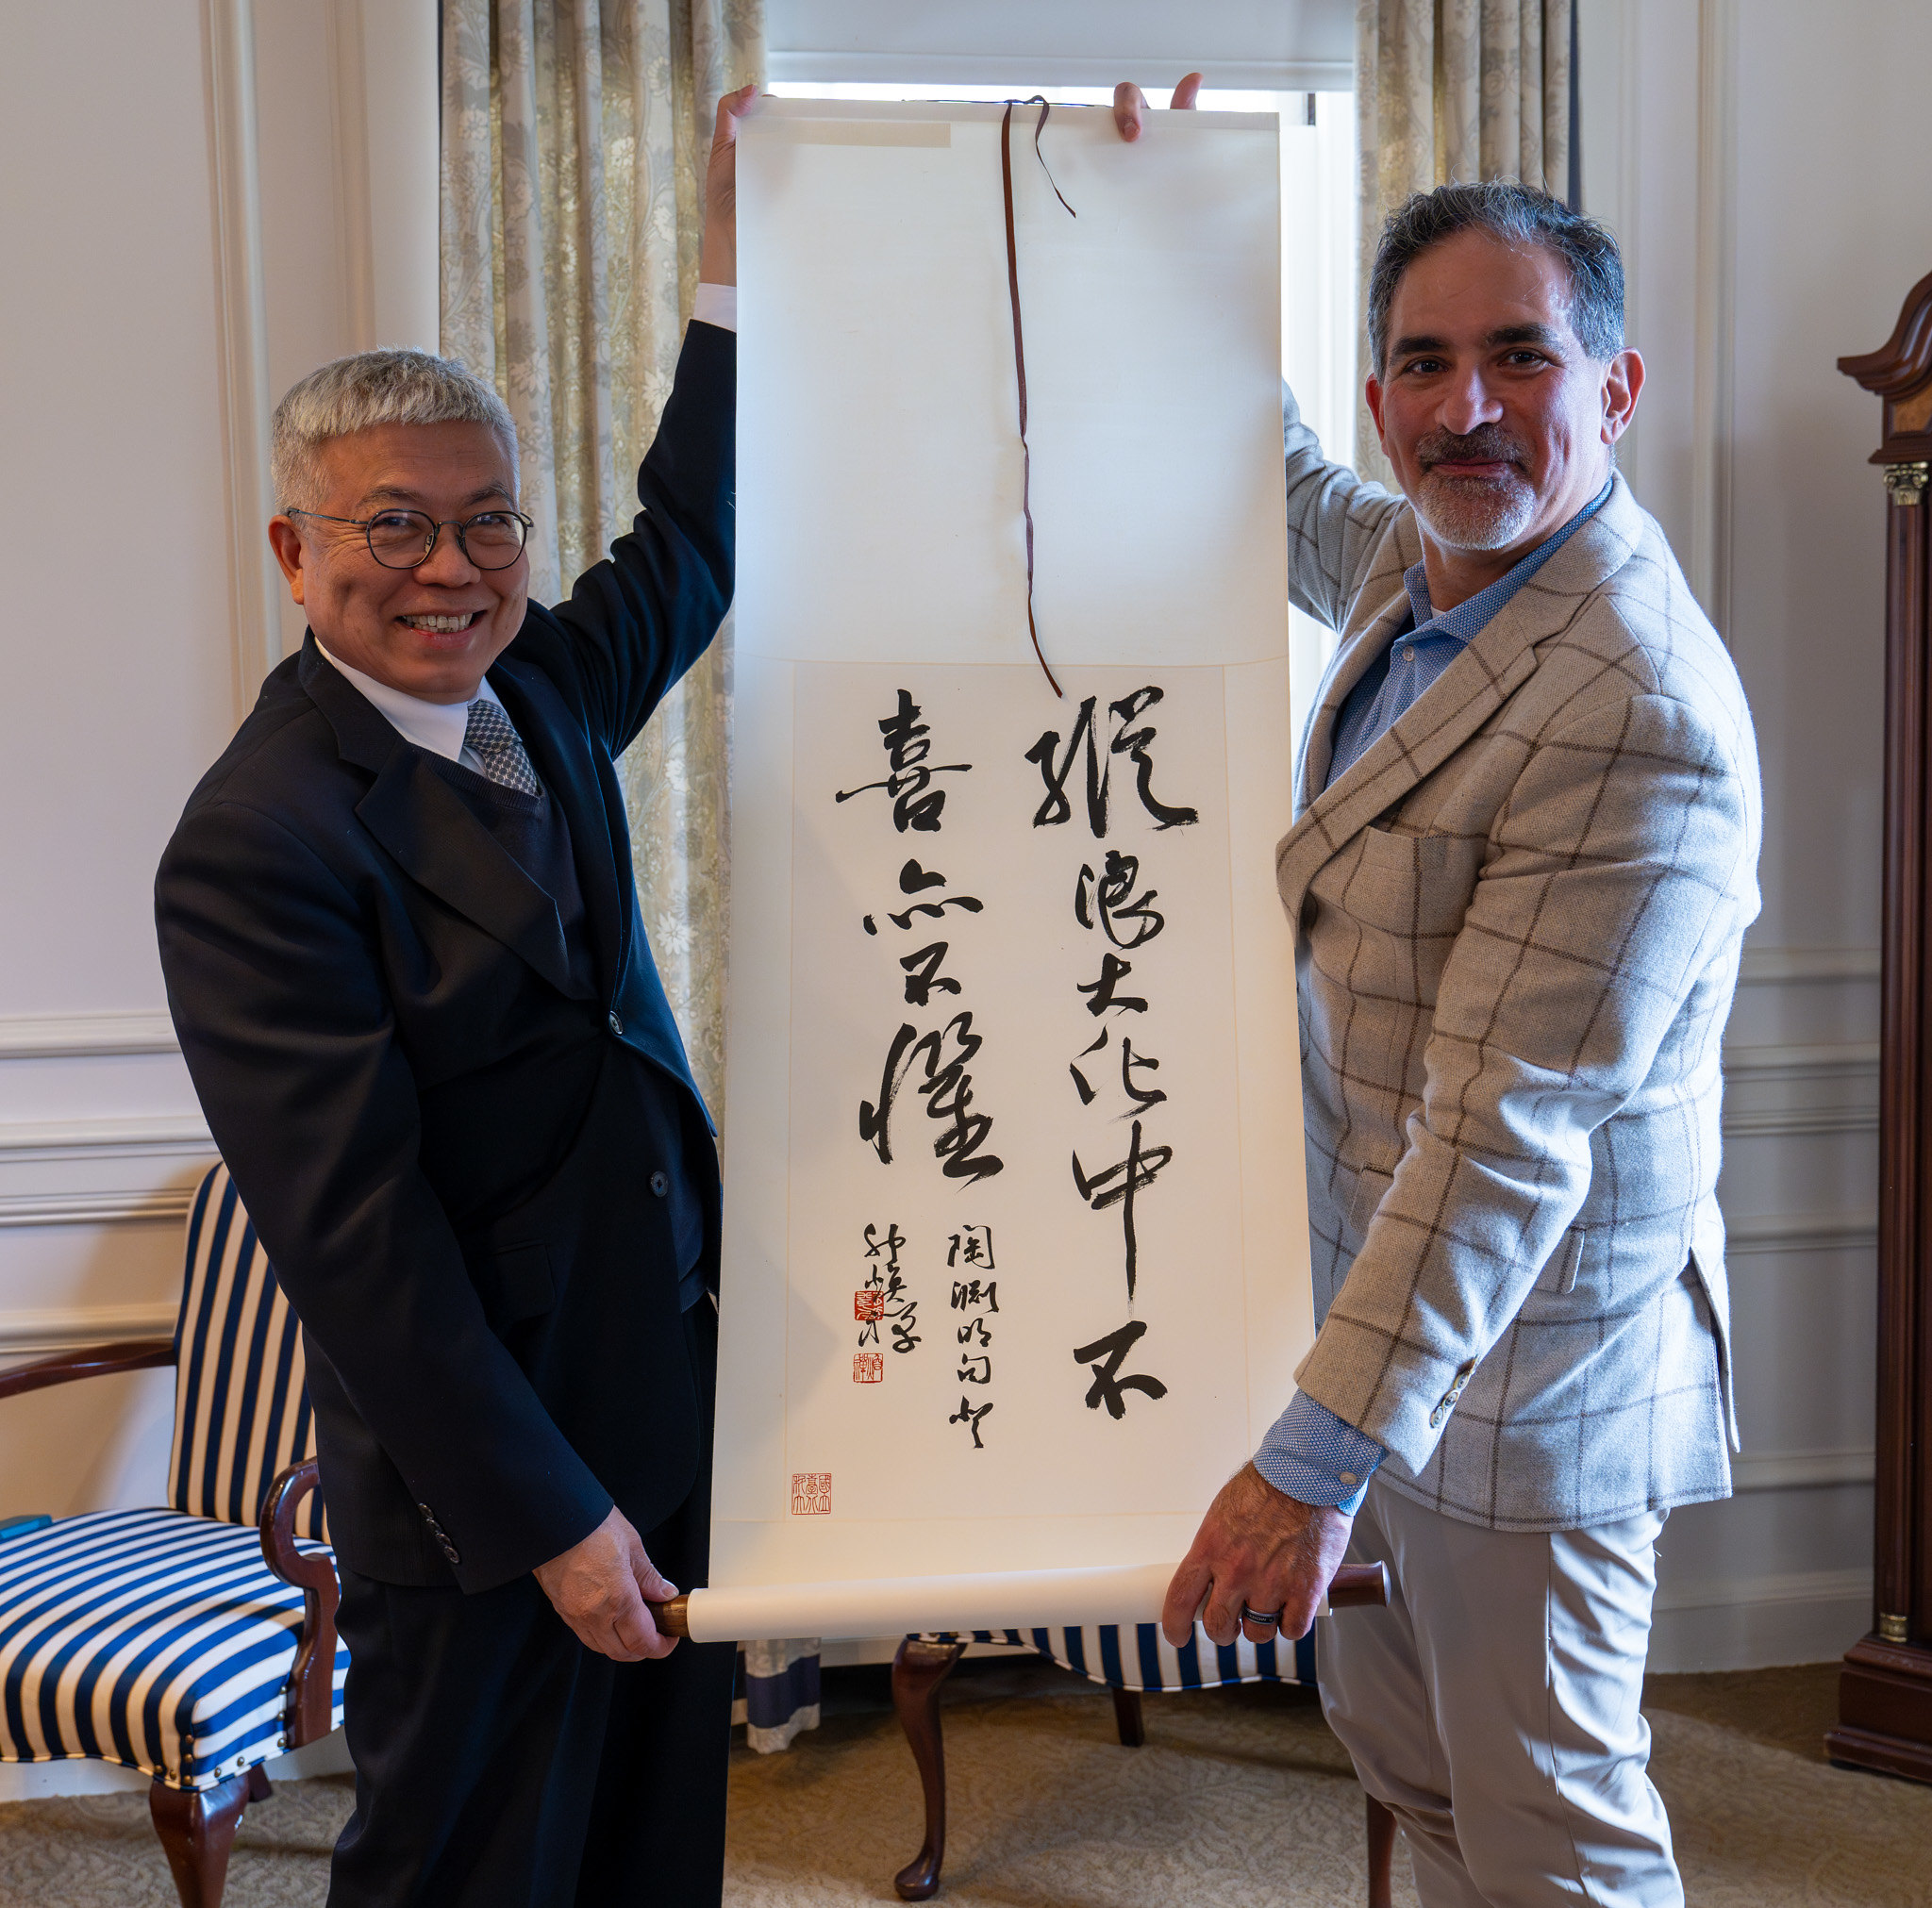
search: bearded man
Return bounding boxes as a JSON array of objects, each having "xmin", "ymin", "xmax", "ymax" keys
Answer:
[{"xmin": 1117, "ymin": 82, "xmax": 1761, "ymax": 1908}]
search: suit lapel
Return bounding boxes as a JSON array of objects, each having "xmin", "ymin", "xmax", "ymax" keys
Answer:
[
  {"xmin": 1275, "ymin": 474, "xmax": 1645, "ymax": 926},
  {"xmin": 1296, "ymin": 584, "xmax": 1413, "ymax": 809},
  {"xmin": 302, "ymin": 639, "xmax": 576, "ymax": 995}
]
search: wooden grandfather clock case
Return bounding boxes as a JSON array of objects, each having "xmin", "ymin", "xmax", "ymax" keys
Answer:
[{"xmin": 1831, "ymin": 270, "xmax": 1932, "ymax": 1783}]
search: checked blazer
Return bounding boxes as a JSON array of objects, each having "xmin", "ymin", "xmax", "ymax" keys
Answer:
[{"xmin": 1276, "ymin": 394, "xmax": 1761, "ymax": 1532}]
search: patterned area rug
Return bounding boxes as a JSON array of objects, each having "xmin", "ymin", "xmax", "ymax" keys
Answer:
[{"xmin": 1, "ymin": 1663, "xmax": 1926, "ymax": 1905}]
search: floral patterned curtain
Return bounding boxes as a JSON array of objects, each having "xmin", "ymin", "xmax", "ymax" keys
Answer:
[
  {"xmin": 441, "ymin": 0, "xmax": 762, "ymax": 1117},
  {"xmin": 1354, "ymin": 0, "xmax": 1574, "ymax": 483}
]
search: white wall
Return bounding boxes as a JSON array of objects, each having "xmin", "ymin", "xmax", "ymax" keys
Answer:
[
  {"xmin": 1579, "ymin": 0, "xmax": 1930, "ymax": 1670},
  {"xmin": 0, "ymin": 0, "xmax": 436, "ymax": 1535}
]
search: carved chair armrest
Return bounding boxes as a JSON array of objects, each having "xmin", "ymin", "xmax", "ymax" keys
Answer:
[
  {"xmin": 0, "ymin": 1338, "xmax": 175, "ymax": 1404},
  {"xmin": 258, "ymin": 1456, "xmax": 341, "ymax": 1750}
]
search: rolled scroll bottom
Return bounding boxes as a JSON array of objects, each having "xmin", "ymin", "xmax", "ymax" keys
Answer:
[{"xmin": 653, "ymin": 1559, "xmax": 1389, "ymax": 1642}]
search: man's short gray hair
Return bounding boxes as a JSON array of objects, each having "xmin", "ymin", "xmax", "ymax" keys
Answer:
[
  {"xmin": 271, "ymin": 348, "xmax": 519, "ymax": 511},
  {"xmin": 1366, "ymin": 181, "xmax": 1624, "ymax": 381}
]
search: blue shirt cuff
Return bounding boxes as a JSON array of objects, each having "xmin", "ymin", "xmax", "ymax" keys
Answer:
[{"xmin": 1253, "ymin": 1391, "xmax": 1386, "ymax": 1515}]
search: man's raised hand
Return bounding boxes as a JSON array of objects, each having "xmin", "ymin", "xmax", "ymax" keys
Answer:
[
  {"xmin": 698, "ymin": 83, "xmax": 759, "ymax": 290},
  {"xmin": 1112, "ymin": 73, "xmax": 1204, "ymax": 142},
  {"xmin": 1161, "ymin": 1463, "xmax": 1355, "ymax": 1648},
  {"xmin": 535, "ymin": 1504, "xmax": 680, "ymax": 1662}
]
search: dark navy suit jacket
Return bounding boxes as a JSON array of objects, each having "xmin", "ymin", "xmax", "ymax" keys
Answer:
[{"xmin": 156, "ymin": 322, "xmax": 734, "ymax": 1592}]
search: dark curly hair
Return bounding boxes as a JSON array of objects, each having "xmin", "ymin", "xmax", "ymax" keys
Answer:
[{"xmin": 1367, "ymin": 181, "xmax": 1624, "ymax": 379}]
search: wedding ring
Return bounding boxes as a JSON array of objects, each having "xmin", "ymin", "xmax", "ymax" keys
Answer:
[{"xmin": 1240, "ymin": 1602, "xmax": 1284, "ymax": 1627}]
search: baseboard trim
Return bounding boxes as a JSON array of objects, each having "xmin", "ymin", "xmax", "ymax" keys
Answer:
[{"xmin": 1649, "ymin": 1567, "xmax": 1871, "ymax": 1674}]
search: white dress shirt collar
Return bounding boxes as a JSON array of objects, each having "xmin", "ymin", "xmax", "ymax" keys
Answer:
[{"xmin": 314, "ymin": 640, "xmax": 510, "ymax": 769}]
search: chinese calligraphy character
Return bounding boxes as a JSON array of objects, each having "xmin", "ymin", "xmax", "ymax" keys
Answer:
[
  {"xmin": 859, "ymin": 1015, "xmax": 1004, "ymax": 1185},
  {"xmin": 1024, "ymin": 687, "xmax": 1199, "ymax": 838},
  {"xmin": 949, "ymin": 1395, "xmax": 994, "ymax": 1449},
  {"xmin": 836, "ymin": 689, "xmax": 970, "ymax": 832},
  {"xmin": 1072, "ymin": 1320, "xmax": 1169, "ymax": 1419},
  {"xmin": 1071, "ymin": 1120, "xmax": 1174, "ymax": 1300}
]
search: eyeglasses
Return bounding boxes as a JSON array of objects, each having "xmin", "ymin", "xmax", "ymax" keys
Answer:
[{"xmin": 286, "ymin": 506, "xmax": 534, "ymax": 572}]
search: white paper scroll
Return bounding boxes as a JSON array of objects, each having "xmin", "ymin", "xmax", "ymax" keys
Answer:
[{"xmin": 708, "ymin": 100, "xmax": 1309, "ymax": 1642}]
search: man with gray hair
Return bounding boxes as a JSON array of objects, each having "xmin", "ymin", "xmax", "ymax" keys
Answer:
[
  {"xmin": 157, "ymin": 87, "xmax": 755, "ymax": 1908},
  {"xmin": 1116, "ymin": 85, "xmax": 1760, "ymax": 1907}
]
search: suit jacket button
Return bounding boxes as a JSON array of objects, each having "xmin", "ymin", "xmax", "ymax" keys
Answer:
[
  {"xmin": 1300, "ymin": 895, "xmax": 1319, "ymax": 933},
  {"xmin": 650, "ymin": 1170, "xmax": 670, "ymax": 1197},
  {"xmin": 608, "ymin": 1010, "xmax": 625, "ymax": 1037}
]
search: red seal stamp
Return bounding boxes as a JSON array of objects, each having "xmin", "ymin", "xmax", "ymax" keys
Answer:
[
  {"xmin": 855, "ymin": 1289, "xmax": 886, "ymax": 1322},
  {"xmin": 853, "ymin": 1352, "xmax": 884, "ymax": 1384},
  {"xmin": 791, "ymin": 1471, "xmax": 832, "ymax": 1516}
]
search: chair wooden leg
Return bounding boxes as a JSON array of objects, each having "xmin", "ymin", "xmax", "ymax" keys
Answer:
[
  {"xmin": 149, "ymin": 1770, "xmax": 250, "ymax": 1908},
  {"xmin": 1110, "ymin": 1684, "xmax": 1146, "ymax": 1747},
  {"xmin": 891, "ymin": 1638, "xmax": 966, "ymax": 1901},
  {"xmin": 1365, "ymin": 1791, "xmax": 1396, "ymax": 1908}
]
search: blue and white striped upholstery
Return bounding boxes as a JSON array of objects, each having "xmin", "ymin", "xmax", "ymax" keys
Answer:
[
  {"xmin": 0, "ymin": 1508, "xmax": 347, "ymax": 1790},
  {"xmin": 923, "ymin": 1622, "xmax": 1315, "ymax": 1692},
  {"xmin": 169, "ymin": 1164, "xmax": 324, "ymax": 1541}
]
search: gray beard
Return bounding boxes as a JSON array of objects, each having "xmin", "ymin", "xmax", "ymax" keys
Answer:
[{"xmin": 1409, "ymin": 468, "xmax": 1541, "ymax": 553}]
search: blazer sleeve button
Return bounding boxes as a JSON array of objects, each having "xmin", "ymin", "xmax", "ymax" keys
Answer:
[{"xmin": 650, "ymin": 1170, "xmax": 670, "ymax": 1197}]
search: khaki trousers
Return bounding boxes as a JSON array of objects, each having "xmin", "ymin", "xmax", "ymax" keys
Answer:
[{"xmin": 1318, "ymin": 1483, "xmax": 1679, "ymax": 1908}]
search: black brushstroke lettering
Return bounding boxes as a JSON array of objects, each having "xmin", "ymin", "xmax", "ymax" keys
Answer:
[
  {"xmin": 1077, "ymin": 953, "xmax": 1147, "ymax": 1018},
  {"xmin": 1072, "ymin": 1320, "xmax": 1169, "ymax": 1419},
  {"xmin": 1108, "ymin": 687, "xmax": 1198, "ymax": 829}
]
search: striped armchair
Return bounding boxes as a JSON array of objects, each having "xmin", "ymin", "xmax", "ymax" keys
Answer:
[
  {"xmin": 0, "ymin": 1162, "xmax": 345, "ymax": 1908},
  {"xmin": 890, "ymin": 1624, "xmax": 1394, "ymax": 1905}
]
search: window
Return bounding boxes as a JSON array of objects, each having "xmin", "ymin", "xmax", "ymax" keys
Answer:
[{"xmin": 767, "ymin": 78, "xmax": 1358, "ymax": 732}]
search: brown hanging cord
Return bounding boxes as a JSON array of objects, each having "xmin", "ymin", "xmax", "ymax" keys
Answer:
[{"xmin": 1001, "ymin": 97, "xmax": 1075, "ymax": 698}]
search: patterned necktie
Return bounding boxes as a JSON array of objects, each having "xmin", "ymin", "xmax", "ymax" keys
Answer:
[{"xmin": 463, "ymin": 698, "xmax": 542, "ymax": 796}]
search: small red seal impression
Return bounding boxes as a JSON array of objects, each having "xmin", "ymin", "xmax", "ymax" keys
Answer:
[
  {"xmin": 791, "ymin": 1472, "xmax": 832, "ymax": 1516},
  {"xmin": 854, "ymin": 1289, "xmax": 885, "ymax": 1322},
  {"xmin": 853, "ymin": 1352, "xmax": 884, "ymax": 1384}
]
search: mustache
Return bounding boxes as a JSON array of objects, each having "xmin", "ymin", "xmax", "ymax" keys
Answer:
[{"xmin": 1417, "ymin": 426, "xmax": 1529, "ymax": 472}]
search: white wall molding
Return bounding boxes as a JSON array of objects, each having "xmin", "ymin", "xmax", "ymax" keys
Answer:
[
  {"xmin": 1723, "ymin": 1211, "xmax": 1876, "ymax": 1256},
  {"xmin": 1732, "ymin": 1447, "xmax": 1875, "ymax": 1492},
  {"xmin": 1721, "ymin": 1038, "xmax": 1879, "ymax": 1138},
  {"xmin": 205, "ymin": 0, "xmax": 286, "ymax": 715},
  {"xmin": 0, "ymin": 1303, "xmax": 179, "ymax": 1357},
  {"xmin": 1655, "ymin": 1564, "xmax": 1869, "ymax": 1617},
  {"xmin": 1735, "ymin": 946, "xmax": 1881, "ymax": 986},
  {"xmin": 0, "ymin": 1114, "xmax": 212, "ymax": 1230},
  {"xmin": 0, "ymin": 1011, "xmax": 179, "ymax": 1061}
]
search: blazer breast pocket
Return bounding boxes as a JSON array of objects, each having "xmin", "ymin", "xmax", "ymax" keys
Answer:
[
  {"xmin": 1344, "ymin": 827, "xmax": 1484, "ymax": 940},
  {"xmin": 469, "ymin": 1242, "xmax": 557, "ymax": 1329}
]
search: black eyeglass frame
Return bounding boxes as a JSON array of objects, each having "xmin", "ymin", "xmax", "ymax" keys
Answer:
[{"xmin": 285, "ymin": 506, "xmax": 535, "ymax": 572}]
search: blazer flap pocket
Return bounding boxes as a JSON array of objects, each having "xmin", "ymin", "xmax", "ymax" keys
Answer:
[
  {"xmin": 1349, "ymin": 1166, "xmax": 1394, "ymax": 1236},
  {"xmin": 471, "ymin": 1242, "xmax": 556, "ymax": 1327},
  {"xmin": 1533, "ymin": 1227, "xmax": 1584, "ymax": 1296}
]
